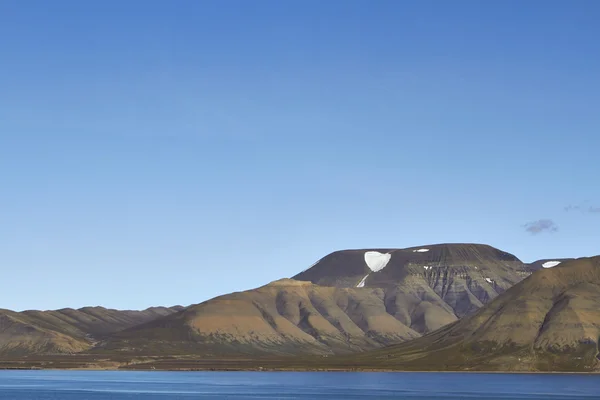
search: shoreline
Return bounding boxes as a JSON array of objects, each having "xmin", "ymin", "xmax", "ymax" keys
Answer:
[{"xmin": 1, "ymin": 366, "xmax": 598, "ymax": 374}]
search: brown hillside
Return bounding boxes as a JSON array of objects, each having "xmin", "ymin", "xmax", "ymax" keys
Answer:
[
  {"xmin": 96, "ymin": 279, "xmax": 426, "ymax": 356},
  {"xmin": 0, "ymin": 306, "xmax": 182, "ymax": 356},
  {"xmin": 349, "ymin": 256, "xmax": 600, "ymax": 372}
]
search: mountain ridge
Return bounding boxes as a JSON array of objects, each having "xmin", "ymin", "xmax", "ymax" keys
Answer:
[
  {"xmin": 89, "ymin": 243, "xmax": 540, "ymax": 357},
  {"xmin": 0, "ymin": 306, "xmax": 183, "ymax": 357},
  {"xmin": 0, "ymin": 242, "xmax": 583, "ymax": 364}
]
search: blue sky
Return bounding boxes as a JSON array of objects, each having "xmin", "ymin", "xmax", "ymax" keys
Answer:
[{"xmin": 1, "ymin": 0, "xmax": 599, "ymax": 311}]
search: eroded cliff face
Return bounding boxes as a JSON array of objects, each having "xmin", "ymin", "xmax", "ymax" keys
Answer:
[
  {"xmin": 353, "ymin": 256, "xmax": 600, "ymax": 372},
  {"xmin": 294, "ymin": 243, "xmax": 530, "ymax": 317}
]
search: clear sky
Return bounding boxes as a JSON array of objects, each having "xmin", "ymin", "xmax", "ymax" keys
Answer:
[{"xmin": 1, "ymin": 0, "xmax": 599, "ymax": 311}]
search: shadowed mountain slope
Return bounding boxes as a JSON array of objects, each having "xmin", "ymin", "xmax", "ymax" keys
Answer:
[
  {"xmin": 294, "ymin": 243, "xmax": 531, "ymax": 317},
  {"xmin": 349, "ymin": 256, "xmax": 600, "ymax": 372}
]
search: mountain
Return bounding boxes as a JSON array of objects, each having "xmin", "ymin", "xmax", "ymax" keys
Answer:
[
  {"xmin": 2, "ymin": 243, "xmax": 576, "ymax": 364},
  {"xmin": 0, "ymin": 306, "xmax": 182, "ymax": 357},
  {"xmin": 94, "ymin": 279, "xmax": 422, "ymax": 356},
  {"xmin": 93, "ymin": 243, "xmax": 533, "ymax": 357},
  {"xmin": 348, "ymin": 256, "xmax": 600, "ymax": 372},
  {"xmin": 294, "ymin": 244, "xmax": 531, "ymax": 317}
]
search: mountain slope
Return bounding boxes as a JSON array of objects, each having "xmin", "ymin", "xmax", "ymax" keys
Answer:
[
  {"xmin": 0, "ymin": 306, "xmax": 182, "ymax": 357},
  {"xmin": 350, "ymin": 256, "xmax": 600, "ymax": 372},
  {"xmin": 1, "ymin": 243, "xmax": 561, "ymax": 359},
  {"xmin": 0, "ymin": 310, "xmax": 89, "ymax": 357},
  {"xmin": 95, "ymin": 279, "xmax": 423, "ymax": 356},
  {"xmin": 294, "ymin": 243, "xmax": 530, "ymax": 317},
  {"xmin": 94, "ymin": 244, "xmax": 533, "ymax": 357}
]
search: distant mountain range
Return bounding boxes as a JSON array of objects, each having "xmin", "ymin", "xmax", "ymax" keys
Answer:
[
  {"xmin": 0, "ymin": 306, "xmax": 182, "ymax": 356},
  {"xmin": 0, "ymin": 243, "xmax": 595, "ymax": 372}
]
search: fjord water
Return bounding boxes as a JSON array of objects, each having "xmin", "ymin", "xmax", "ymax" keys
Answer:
[{"xmin": 0, "ymin": 371, "xmax": 599, "ymax": 399}]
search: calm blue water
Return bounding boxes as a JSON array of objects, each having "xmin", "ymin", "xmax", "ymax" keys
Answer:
[{"xmin": 0, "ymin": 370, "xmax": 599, "ymax": 399}]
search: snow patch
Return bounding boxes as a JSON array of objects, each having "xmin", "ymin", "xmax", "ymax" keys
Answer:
[
  {"xmin": 364, "ymin": 251, "xmax": 392, "ymax": 272},
  {"xmin": 542, "ymin": 261, "xmax": 562, "ymax": 269},
  {"xmin": 357, "ymin": 274, "xmax": 370, "ymax": 288},
  {"xmin": 423, "ymin": 266, "xmax": 431, "ymax": 270},
  {"xmin": 413, "ymin": 248, "xmax": 430, "ymax": 253},
  {"xmin": 485, "ymin": 278, "xmax": 493, "ymax": 284}
]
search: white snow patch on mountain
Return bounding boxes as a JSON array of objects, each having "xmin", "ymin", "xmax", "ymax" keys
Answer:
[
  {"xmin": 542, "ymin": 261, "xmax": 561, "ymax": 269},
  {"xmin": 364, "ymin": 251, "xmax": 392, "ymax": 272},
  {"xmin": 413, "ymin": 249, "xmax": 430, "ymax": 253},
  {"xmin": 357, "ymin": 274, "xmax": 370, "ymax": 288},
  {"xmin": 485, "ymin": 278, "xmax": 493, "ymax": 283}
]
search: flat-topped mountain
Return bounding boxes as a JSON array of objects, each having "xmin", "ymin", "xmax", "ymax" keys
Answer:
[
  {"xmin": 91, "ymin": 244, "xmax": 535, "ymax": 357},
  {"xmin": 0, "ymin": 306, "xmax": 182, "ymax": 356},
  {"xmin": 294, "ymin": 243, "xmax": 530, "ymax": 317},
  {"xmin": 351, "ymin": 256, "xmax": 600, "ymax": 372},
  {"xmin": 295, "ymin": 243, "xmax": 523, "ymax": 286}
]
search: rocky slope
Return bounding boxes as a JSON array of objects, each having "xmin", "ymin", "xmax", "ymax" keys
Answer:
[
  {"xmin": 350, "ymin": 256, "xmax": 600, "ymax": 372},
  {"xmin": 0, "ymin": 306, "xmax": 182, "ymax": 357},
  {"xmin": 94, "ymin": 244, "xmax": 534, "ymax": 356},
  {"xmin": 95, "ymin": 279, "xmax": 427, "ymax": 356},
  {"xmin": 294, "ymin": 243, "xmax": 531, "ymax": 317}
]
